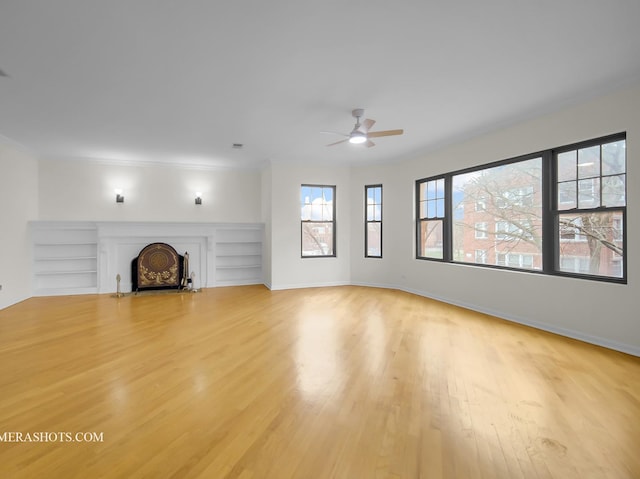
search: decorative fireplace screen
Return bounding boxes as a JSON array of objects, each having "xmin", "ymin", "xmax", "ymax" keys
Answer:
[{"xmin": 131, "ymin": 243, "xmax": 184, "ymax": 292}]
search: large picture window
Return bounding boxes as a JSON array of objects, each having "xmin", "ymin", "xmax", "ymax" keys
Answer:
[
  {"xmin": 365, "ymin": 185, "xmax": 382, "ymax": 258},
  {"xmin": 301, "ymin": 185, "xmax": 336, "ymax": 257},
  {"xmin": 452, "ymin": 156, "xmax": 542, "ymax": 270},
  {"xmin": 415, "ymin": 133, "xmax": 626, "ymax": 283}
]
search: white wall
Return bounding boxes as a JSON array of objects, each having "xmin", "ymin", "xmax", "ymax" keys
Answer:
[
  {"xmin": 350, "ymin": 83, "xmax": 640, "ymax": 355},
  {"xmin": 38, "ymin": 159, "xmax": 262, "ymax": 223},
  {"xmin": 269, "ymin": 162, "xmax": 351, "ymax": 289},
  {"xmin": 349, "ymin": 163, "xmax": 407, "ymax": 286},
  {"xmin": 0, "ymin": 141, "xmax": 39, "ymax": 310}
]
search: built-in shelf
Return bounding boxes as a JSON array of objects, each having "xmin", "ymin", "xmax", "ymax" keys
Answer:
[
  {"xmin": 31, "ymin": 223, "xmax": 99, "ymax": 296},
  {"xmin": 34, "ymin": 241, "xmax": 97, "ymax": 245},
  {"xmin": 30, "ymin": 221, "xmax": 264, "ymax": 295},
  {"xmin": 214, "ymin": 227, "xmax": 263, "ymax": 286},
  {"xmin": 35, "ymin": 270, "xmax": 98, "ymax": 275},
  {"xmin": 216, "ymin": 265, "xmax": 261, "ymax": 270},
  {"xmin": 35, "ymin": 258, "xmax": 97, "ymax": 263}
]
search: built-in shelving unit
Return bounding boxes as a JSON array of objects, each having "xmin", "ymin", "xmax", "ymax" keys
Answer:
[
  {"xmin": 30, "ymin": 221, "xmax": 264, "ymax": 295},
  {"xmin": 32, "ymin": 223, "xmax": 98, "ymax": 296},
  {"xmin": 214, "ymin": 226, "xmax": 263, "ymax": 286}
]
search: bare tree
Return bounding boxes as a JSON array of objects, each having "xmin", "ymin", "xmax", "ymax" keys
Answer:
[
  {"xmin": 454, "ymin": 159, "xmax": 622, "ymax": 273},
  {"xmin": 454, "ymin": 160, "xmax": 543, "ymax": 262}
]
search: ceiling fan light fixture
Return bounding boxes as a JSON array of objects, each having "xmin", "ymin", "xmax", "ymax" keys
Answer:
[
  {"xmin": 324, "ymin": 109, "xmax": 403, "ymax": 147},
  {"xmin": 349, "ymin": 131, "xmax": 367, "ymax": 144}
]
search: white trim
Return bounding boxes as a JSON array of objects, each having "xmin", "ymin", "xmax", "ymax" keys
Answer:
[
  {"xmin": 269, "ymin": 281, "xmax": 350, "ymax": 291},
  {"xmin": 350, "ymin": 281, "xmax": 640, "ymax": 357}
]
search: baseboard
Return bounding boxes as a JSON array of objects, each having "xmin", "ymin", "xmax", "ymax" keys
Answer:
[
  {"xmin": 269, "ymin": 280, "xmax": 351, "ymax": 291},
  {"xmin": 351, "ymin": 281, "xmax": 640, "ymax": 357}
]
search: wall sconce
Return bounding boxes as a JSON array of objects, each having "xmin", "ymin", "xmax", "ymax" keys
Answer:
[
  {"xmin": 115, "ymin": 189, "xmax": 124, "ymax": 203},
  {"xmin": 195, "ymin": 192, "xmax": 202, "ymax": 205}
]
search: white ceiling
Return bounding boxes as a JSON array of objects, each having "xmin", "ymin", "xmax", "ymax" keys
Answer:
[{"xmin": 1, "ymin": 1, "xmax": 640, "ymax": 169}]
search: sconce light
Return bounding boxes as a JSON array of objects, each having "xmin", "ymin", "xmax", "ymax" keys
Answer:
[
  {"xmin": 115, "ymin": 189, "xmax": 124, "ymax": 203},
  {"xmin": 195, "ymin": 192, "xmax": 202, "ymax": 205}
]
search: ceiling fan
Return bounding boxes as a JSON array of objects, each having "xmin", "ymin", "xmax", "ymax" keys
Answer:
[{"xmin": 324, "ymin": 108, "xmax": 404, "ymax": 148}]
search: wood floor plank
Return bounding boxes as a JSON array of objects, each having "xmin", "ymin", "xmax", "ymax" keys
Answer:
[{"xmin": 0, "ymin": 285, "xmax": 638, "ymax": 478}]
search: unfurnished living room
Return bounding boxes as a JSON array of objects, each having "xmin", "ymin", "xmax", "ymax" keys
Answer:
[{"xmin": 1, "ymin": 2, "xmax": 639, "ymax": 478}]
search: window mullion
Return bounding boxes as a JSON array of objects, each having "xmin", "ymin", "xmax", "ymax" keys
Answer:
[
  {"xmin": 542, "ymin": 150, "xmax": 555, "ymax": 273},
  {"xmin": 443, "ymin": 175, "xmax": 453, "ymax": 261}
]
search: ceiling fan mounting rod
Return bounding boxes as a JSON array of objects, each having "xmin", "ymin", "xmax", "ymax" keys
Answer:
[{"xmin": 352, "ymin": 108, "xmax": 365, "ymax": 130}]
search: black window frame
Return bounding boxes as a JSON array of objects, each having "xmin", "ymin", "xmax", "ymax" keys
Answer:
[
  {"xmin": 300, "ymin": 184, "xmax": 337, "ymax": 258},
  {"xmin": 552, "ymin": 135, "xmax": 627, "ymax": 281},
  {"xmin": 416, "ymin": 175, "xmax": 450, "ymax": 260},
  {"xmin": 365, "ymin": 184, "xmax": 383, "ymax": 258},
  {"xmin": 415, "ymin": 132, "xmax": 626, "ymax": 284}
]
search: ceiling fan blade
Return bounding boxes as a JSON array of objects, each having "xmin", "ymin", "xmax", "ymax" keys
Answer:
[
  {"xmin": 367, "ymin": 129, "xmax": 404, "ymax": 138},
  {"xmin": 320, "ymin": 131, "xmax": 348, "ymax": 137},
  {"xmin": 360, "ymin": 118, "xmax": 376, "ymax": 132},
  {"xmin": 326, "ymin": 139, "xmax": 349, "ymax": 147},
  {"xmin": 366, "ymin": 139, "xmax": 375, "ymax": 148}
]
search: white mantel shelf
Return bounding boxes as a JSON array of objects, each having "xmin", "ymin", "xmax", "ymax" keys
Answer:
[{"xmin": 30, "ymin": 221, "xmax": 264, "ymax": 296}]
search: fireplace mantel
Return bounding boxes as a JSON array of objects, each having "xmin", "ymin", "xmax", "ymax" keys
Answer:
[{"xmin": 30, "ymin": 221, "xmax": 263, "ymax": 296}]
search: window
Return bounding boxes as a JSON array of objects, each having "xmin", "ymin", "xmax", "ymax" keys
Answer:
[
  {"xmin": 417, "ymin": 177, "xmax": 446, "ymax": 259},
  {"xmin": 496, "ymin": 186, "xmax": 535, "ymax": 208},
  {"xmin": 301, "ymin": 185, "xmax": 336, "ymax": 257},
  {"xmin": 559, "ymin": 256, "xmax": 591, "ymax": 274},
  {"xmin": 555, "ymin": 138, "xmax": 626, "ymax": 278},
  {"xmin": 365, "ymin": 185, "xmax": 382, "ymax": 258},
  {"xmin": 416, "ymin": 133, "xmax": 626, "ymax": 282},
  {"xmin": 475, "ymin": 222, "xmax": 488, "ymax": 239},
  {"xmin": 495, "ymin": 219, "xmax": 535, "ymax": 242},
  {"xmin": 450, "ymin": 156, "xmax": 542, "ymax": 269},
  {"xmin": 497, "ymin": 253, "xmax": 534, "ymax": 269},
  {"xmin": 559, "ymin": 217, "xmax": 587, "ymax": 242},
  {"xmin": 495, "ymin": 222, "xmax": 507, "ymax": 240}
]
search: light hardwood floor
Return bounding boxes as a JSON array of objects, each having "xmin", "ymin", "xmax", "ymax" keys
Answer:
[{"xmin": 0, "ymin": 285, "xmax": 638, "ymax": 478}]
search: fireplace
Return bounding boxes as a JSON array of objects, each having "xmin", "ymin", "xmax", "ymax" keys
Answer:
[{"xmin": 131, "ymin": 243, "xmax": 185, "ymax": 292}]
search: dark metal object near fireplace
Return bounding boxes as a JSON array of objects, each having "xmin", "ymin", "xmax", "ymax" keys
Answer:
[{"xmin": 131, "ymin": 243, "xmax": 188, "ymax": 292}]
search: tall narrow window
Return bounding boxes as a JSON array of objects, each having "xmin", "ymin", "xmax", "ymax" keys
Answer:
[
  {"xmin": 301, "ymin": 185, "xmax": 336, "ymax": 257},
  {"xmin": 365, "ymin": 185, "xmax": 382, "ymax": 258},
  {"xmin": 555, "ymin": 137, "xmax": 626, "ymax": 279},
  {"xmin": 417, "ymin": 177, "xmax": 446, "ymax": 259}
]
